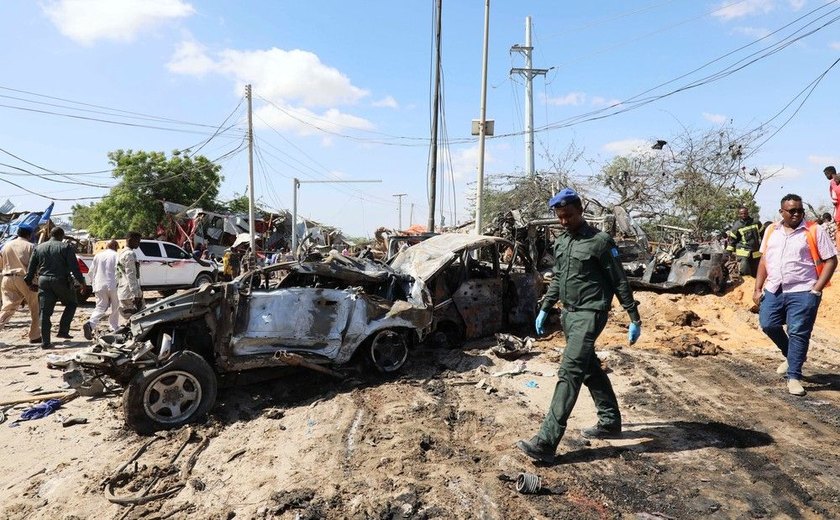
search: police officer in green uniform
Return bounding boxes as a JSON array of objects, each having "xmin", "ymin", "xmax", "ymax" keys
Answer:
[
  {"xmin": 516, "ymin": 188, "xmax": 641, "ymax": 463},
  {"xmin": 726, "ymin": 206, "xmax": 762, "ymax": 277},
  {"xmin": 24, "ymin": 227, "xmax": 86, "ymax": 349}
]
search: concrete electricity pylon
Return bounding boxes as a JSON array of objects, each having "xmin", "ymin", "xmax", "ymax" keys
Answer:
[
  {"xmin": 510, "ymin": 16, "xmax": 548, "ymax": 177},
  {"xmin": 393, "ymin": 193, "xmax": 407, "ymax": 230}
]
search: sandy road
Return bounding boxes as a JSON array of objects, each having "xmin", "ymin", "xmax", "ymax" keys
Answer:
[{"xmin": 0, "ymin": 283, "xmax": 838, "ymax": 519}]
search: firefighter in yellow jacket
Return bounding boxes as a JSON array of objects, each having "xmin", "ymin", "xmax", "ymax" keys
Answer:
[{"xmin": 727, "ymin": 206, "xmax": 762, "ymax": 277}]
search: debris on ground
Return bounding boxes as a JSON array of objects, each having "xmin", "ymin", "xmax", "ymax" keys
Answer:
[
  {"xmin": 490, "ymin": 333, "xmax": 536, "ymax": 360},
  {"xmin": 670, "ymin": 335, "xmax": 724, "ymax": 357},
  {"xmin": 671, "ymin": 310, "xmax": 705, "ymax": 327}
]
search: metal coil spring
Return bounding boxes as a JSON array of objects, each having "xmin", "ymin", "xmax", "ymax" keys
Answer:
[{"xmin": 515, "ymin": 472, "xmax": 541, "ymax": 494}]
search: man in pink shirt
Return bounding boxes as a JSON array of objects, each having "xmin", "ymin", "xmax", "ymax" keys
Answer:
[{"xmin": 753, "ymin": 194, "xmax": 837, "ymax": 396}]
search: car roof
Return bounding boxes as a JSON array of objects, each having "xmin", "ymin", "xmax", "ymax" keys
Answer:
[{"xmin": 390, "ymin": 233, "xmax": 510, "ymax": 282}]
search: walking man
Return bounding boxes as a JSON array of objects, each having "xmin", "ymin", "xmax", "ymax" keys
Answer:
[
  {"xmin": 117, "ymin": 232, "xmax": 143, "ymax": 322},
  {"xmin": 726, "ymin": 206, "xmax": 762, "ymax": 277},
  {"xmin": 754, "ymin": 194, "xmax": 836, "ymax": 396},
  {"xmin": 0, "ymin": 226, "xmax": 41, "ymax": 344},
  {"xmin": 83, "ymin": 240, "xmax": 119, "ymax": 339},
  {"xmin": 23, "ymin": 227, "xmax": 86, "ymax": 349},
  {"xmin": 516, "ymin": 188, "xmax": 642, "ymax": 464}
]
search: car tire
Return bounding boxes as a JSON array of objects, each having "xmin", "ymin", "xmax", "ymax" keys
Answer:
[
  {"xmin": 123, "ymin": 351, "xmax": 217, "ymax": 434},
  {"xmin": 369, "ymin": 329, "xmax": 409, "ymax": 373},
  {"xmin": 193, "ymin": 273, "xmax": 213, "ymax": 288}
]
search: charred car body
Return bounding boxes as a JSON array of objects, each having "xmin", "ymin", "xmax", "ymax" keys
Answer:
[
  {"xmin": 390, "ymin": 234, "xmax": 542, "ymax": 343},
  {"xmin": 72, "ymin": 256, "xmax": 432, "ymax": 433}
]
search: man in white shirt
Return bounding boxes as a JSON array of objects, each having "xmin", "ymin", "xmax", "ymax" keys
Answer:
[
  {"xmin": 83, "ymin": 240, "xmax": 119, "ymax": 339},
  {"xmin": 117, "ymin": 232, "xmax": 144, "ymax": 323}
]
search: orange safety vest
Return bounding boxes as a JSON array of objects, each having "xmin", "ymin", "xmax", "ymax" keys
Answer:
[{"xmin": 762, "ymin": 221, "xmax": 830, "ymax": 286}]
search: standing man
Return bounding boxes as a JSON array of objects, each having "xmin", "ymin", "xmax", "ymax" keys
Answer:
[
  {"xmin": 0, "ymin": 226, "xmax": 41, "ymax": 344},
  {"xmin": 117, "ymin": 232, "xmax": 143, "ymax": 322},
  {"xmin": 83, "ymin": 240, "xmax": 119, "ymax": 339},
  {"xmin": 753, "ymin": 194, "xmax": 836, "ymax": 396},
  {"xmin": 24, "ymin": 227, "xmax": 86, "ymax": 349},
  {"xmin": 820, "ymin": 212, "xmax": 837, "ymax": 245},
  {"xmin": 516, "ymin": 188, "xmax": 642, "ymax": 464},
  {"xmin": 726, "ymin": 206, "xmax": 762, "ymax": 277},
  {"xmin": 825, "ymin": 166, "xmax": 840, "ymax": 249}
]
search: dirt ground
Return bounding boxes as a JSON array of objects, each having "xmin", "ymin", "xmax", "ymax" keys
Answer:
[{"xmin": 0, "ymin": 279, "xmax": 839, "ymax": 520}]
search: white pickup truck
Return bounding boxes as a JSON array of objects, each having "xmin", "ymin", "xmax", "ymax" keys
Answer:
[{"xmin": 76, "ymin": 239, "xmax": 217, "ymax": 301}]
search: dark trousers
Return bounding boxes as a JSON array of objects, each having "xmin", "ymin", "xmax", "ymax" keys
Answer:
[
  {"xmin": 738, "ymin": 255, "xmax": 760, "ymax": 277},
  {"xmin": 38, "ymin": 276, "xmax": 77, "ymax": 345},
  {"xmin": 538, "ymin": 309, "xmax": 620, "ymax": 448}
]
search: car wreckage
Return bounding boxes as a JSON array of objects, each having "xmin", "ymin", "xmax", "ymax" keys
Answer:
[
  {"xmin": 70, "ymin": 255, "xmax": 432, "ymax": 433},
  {"xmin": 390, "ymin": 234, "xmax": 542, "ymax": 343}
]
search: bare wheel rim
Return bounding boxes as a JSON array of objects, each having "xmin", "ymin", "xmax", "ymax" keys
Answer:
[
  {"xmin": 370, "ymin": 331, "xmax": 408, "ymax": 372},
  {"xmin": 143, "ymin": 370, "xmax": 203, "ymax": 424}
]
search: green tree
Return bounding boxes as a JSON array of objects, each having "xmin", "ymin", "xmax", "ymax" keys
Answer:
[
  {"xmin": 221, "ymin": 193, "xmax": 251, "ymax": 214},
  {"xmin": 69, "ymin": 202, "xmax": 96, "ymax": 230},
  {"xmin": 72, "ymin": 150, "xmax": 222, "ymax": 238}
]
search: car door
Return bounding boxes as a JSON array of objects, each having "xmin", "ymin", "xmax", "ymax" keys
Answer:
[
  {"xmin": 451, "ymin": 244, "xmax": 505, "ymax": 339},
  {"xmin": 162, "ymin": 242, "xmax": 197, "ymax": 287},
  {"xmin": 231, "ymin": 287, "xmax": 354, "ymax": 358},
  {"xmin": 137, "ymin": 241, "xmax": 166, "ymax": 287}
]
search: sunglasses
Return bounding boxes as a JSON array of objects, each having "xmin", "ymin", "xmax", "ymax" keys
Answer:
[{"xmin": 781, "ymin": 208, "xmax": 805, "ymax": 215}]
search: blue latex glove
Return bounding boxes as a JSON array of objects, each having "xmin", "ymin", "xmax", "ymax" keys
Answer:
[
  {"xmin": 628, "ymin": 322, "xmax": 641, "ymax": 345},
  {"xmin": 535, "ymin": 310, "xmax": 548, "ymax": 336}
]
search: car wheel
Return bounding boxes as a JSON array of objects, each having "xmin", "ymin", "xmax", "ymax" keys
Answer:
[
  {"xmin": 193, "ymin": 273, "xmax": 213, "ymax": 288},
  {"xmin": 123, "ymin": 351, "xmax": 217, "ymax": 434},
  {"xmin": 369, "ymin": 329, "xmax": 409, "ymax": 373}
]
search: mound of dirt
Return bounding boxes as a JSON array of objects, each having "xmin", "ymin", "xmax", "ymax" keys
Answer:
[{"xmin": 670, "ymin": 334, "xmax": 724, "ymax": 357}]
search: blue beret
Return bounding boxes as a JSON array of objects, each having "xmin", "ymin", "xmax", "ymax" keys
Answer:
[{"xmin": 548, "ymin": 188, "xmax": 580, "ymax": 209}]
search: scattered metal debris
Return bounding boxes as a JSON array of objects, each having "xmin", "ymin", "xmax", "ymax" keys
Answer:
[
  {"xmin": 515, "ymin": 472, "xmax": 542, "ymax": 494},
  {"xmin": 490, "ymin": 333, "xmax": 536, "ymax": 360}
]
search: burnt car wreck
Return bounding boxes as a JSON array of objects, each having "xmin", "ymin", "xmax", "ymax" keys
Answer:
[
  {"xmin": 71, "ymin": 256, "xmax": 432, "ymax": 433},
  {"xmin": 390, "ymin": 234, "xmax": 542, "ymax": 344}
]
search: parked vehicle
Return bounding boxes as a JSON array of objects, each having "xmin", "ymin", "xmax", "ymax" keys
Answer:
[
  {"xmin": 390, "ymin": 234, "xmax": 542, "ymax": 344},
  {"xmin": 70, "ymin": 256, "xmax": 432, "ymax": 433},
  {"xmin": 76, "ymin": 239, "xmax": 217, "ymax": 301}
]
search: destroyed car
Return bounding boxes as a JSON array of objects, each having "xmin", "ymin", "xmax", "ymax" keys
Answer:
[
  {"xmin": 71, "ymin": 256, "xmax": 432, "ymax": 433},
  {"xmin": 629, "ymin": 241, "xmax": 727, "ymax": 295},
  {"xmin": 390, "ymin": 234, "xmax": 541, "ymax": 344}
]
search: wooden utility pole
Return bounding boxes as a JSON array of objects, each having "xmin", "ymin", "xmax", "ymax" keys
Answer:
[
  {"xmin": 246, "ymin": 85, "xmax": 256, "ymax": 254},
  {"xmin": 427, "ymin": 0, "xmax": 442, "ymax": 233}
]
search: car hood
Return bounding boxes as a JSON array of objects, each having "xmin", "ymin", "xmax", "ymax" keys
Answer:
[
  {"xmin": 129, "ymin": 282, "xmax": 224, "ymax": 339},
  {"xmin": 390, "ymin": 233, "xmax": 509, "ymax": 282}
]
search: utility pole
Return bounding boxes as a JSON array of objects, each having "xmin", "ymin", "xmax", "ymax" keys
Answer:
[
  {"xmin": 291, "ymin": 178, "xmax": 382, "ymax": 256},
  {"xmin": 409, "ymin": 203, "xmax": 415, "ymax": 225},
  {"xmin": 393, "ymin": 193, "xmax": 407, "ymax": 230},
  {"xmin": 427, "ymin": 0, "xmax": 443, "ymax": 233},
  {"xmin": 474, "ymin": 0, "xmax": 490, "ymax": 235},
  {"xmin": 511, "ymin": 16, "xmax": 548, "ymax": 177},
  {"xmin": 245, "ymin": 84, "xmax": 257, "ymax": 254}
]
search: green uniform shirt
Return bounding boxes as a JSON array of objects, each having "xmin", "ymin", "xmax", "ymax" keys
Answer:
[
  {"xmin": 24, "ymin": 238, "xmax": 84, "ymax": 284},
  {"xmin": 541, "ymin": 222, "xmax": 641, "ymax": 322}
]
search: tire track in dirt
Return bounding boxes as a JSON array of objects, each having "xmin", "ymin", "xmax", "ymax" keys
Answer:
[{"xmin": 613, "ymin": 348, "xmax": 840, "ymax": 518}]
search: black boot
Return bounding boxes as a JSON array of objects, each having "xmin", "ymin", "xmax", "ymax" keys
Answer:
[
  {"xmin": 516, "ymin": 436, "xmax": 556, "ymax": 464},
  {"xmin": 581, "ymin": 423, "xmax": 622, "ymax": 439}
]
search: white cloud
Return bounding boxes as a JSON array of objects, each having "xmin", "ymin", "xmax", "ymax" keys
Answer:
[
  {"xmin": 545, "ymin": 92, "xmax": 587, "ymax": 106},
  {"xmin": 830, "ymin": 42, "xmax": 840, "ymax": 50},
  {"xmin": 703, "ymin": 112, "xmax": 728, "ymax": 124},
  {"xmin": 788, "ymin": 0, "xmax": 806, "ymax": 10},
  {"xmin": 712, "ymin": 0, "xmax": 774, "ymax": 21},
  {"xmin": 42, "ymin": 0, "xmax": 194, "ymax": 45},
  {"xmin": 167, "ymin": 40, "xmax": 215, "ymax": 76},
  {"xmin": 590, "ymin": 96, "xmax": 622, "ymax": 107},
  {"xmin": 760, "ymin": 164, "xmax": 803, "ymax": 179},
  {"xmin": 254, "ymin": 104, "xmax": 374, "ymax": 135},
  {"xmin": 372, "ymin": 96, "xmax": 399, "ymax": 109},
  {"xmin": 732, "ymin": 26, "xmax": 772, "ymax": 39},
  {"xmin": 602, "ymin": 139, "xmax": 650, "ymax": 156},
  {"xmin": 448, "ymin": 145, "xmax": 494, "ymax": 180},
  {"xmin": 807, "ymin": 155, "xmax": 840, "ymax": 166}
]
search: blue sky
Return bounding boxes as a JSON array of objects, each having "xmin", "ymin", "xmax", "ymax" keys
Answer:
[{"xmin": 1, "ymin": 0, "xmax": 838, "ymax": 236}]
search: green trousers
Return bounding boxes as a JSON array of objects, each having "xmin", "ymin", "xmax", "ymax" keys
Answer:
[
  {"xmin": 538, "ymin": 308, "xmax": 621, "ymax": 448},
  {"xmin": 38, "ymin": 276, "xmax": 77, "ymax": 346}
]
